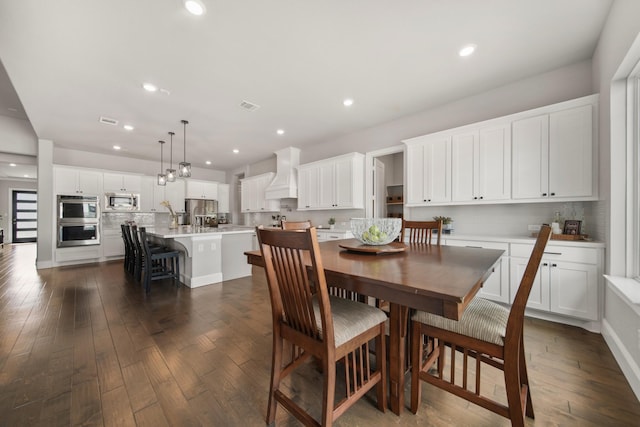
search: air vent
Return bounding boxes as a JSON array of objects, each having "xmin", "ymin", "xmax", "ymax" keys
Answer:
[
  {"xmin": 99, "ymin": 116, "xmax": 118, "ymax": 126},
  {"xmin": 239, "ymin": 100, "xmax": 260, "ymax": 111}
]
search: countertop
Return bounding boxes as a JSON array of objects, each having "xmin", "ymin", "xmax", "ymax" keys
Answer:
[
  {"xmin": 441, "ymin": 233, "xmax": 605, "ymax": 248},
  {"xmin": 146, "ymin": 225, "xmax": 255, "ymax": 238}
]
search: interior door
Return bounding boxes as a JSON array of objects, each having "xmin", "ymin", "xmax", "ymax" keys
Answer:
[
  {"xmin": 12, "ymin": 190, "xmax": 38, "ymax": 243},
  {"xmin": 373, "ymin": 158, "xmax": 385, "ymax": 218}
]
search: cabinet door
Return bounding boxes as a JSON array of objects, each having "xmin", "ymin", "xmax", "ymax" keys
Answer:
[
  {"xmin": 477, "ymin": 124, "xmax": 511, "ymax": 201},
  {"xmin": 406, "ymin": 144, "xmax": 426, "ymax": 205},
  {"xmin": 257, "ymin": 174, "xmax": 280, "ymax": 212},
  {"xmin": 77, "ymin": 170, "xmax": 101, "ymax": 195},
  {"xmin": 185, "ymin": 180, "xmax": 204, "ymax": 199},
  {"xmin": 55, "ymin": 168, "xmax": 80, "ymax": 194},
  {"xmin": 203, "ymin": 181, "xmax": 218, "ymax": 200},
  {"xmin": 512, "ymin": 115, "xmax": 548, "ymax": 199},
  {"xmin": 139, "ymin": 176, "xmax": 155, "ymax": 211},
  {"xmin": 334, "ymin": 157, "xmax": 354, "ymax": 208},
  {"xmin": 103, "ymin": 235, "xmax": 125, "ymax": 257},
  {"xmin": 424, "ymin": 136, "xmax": 451, "ymax": 203},
  {"xmin": 122, "ymin": 174, "xmax": 142, "ymax": 192},
  {"xmin": 510, "ymin": 257, "xmax": 548, "ymax": 311},
  {"xmin": 451, "ymin": 132, "xmax": 476, "ymax": 202},
  {"xmin": 103, "ymin": 173, "xmax": 124, "ymax": 192},
  {"xmin": 317, "ymin": 162, "xmax": 335, "ymax": 208},
  {"xmin": 549, "ymin": 261, "xmax": 598, "ymax": 320},
  {"xmin": 217, "ymin": 184, "xmax": 230, "ymax": 213},
  {"xmin": 240, "ymin": 179, "xmax": 254, "ymax": 212},
  {"xmin": 166, "ymin": 180, "xmax": 185, "ymax": 212},
  {"xmin": 297, "ymin": 166, "xmax": 315, "ymax": 209},
  {"xmin": 549, "ymin": 105, "xmax": 593, "ymax": 198}
]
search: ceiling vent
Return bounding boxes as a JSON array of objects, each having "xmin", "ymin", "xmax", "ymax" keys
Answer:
[
  {"xmin": 239, "ymin": 100, "xmax": 260, "ymax": 111},
  {"xmin": 99, "ymin": 116, "xmax": 118, "ymax": 126}
]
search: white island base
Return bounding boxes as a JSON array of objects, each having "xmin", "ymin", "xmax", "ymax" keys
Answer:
[{"xmin": 146, "ymin": 226, "xmax": 256, "ymax": 288}]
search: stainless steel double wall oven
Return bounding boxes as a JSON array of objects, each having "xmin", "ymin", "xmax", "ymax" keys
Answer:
[{"xmin": 57, "ymin": 195, "xmax": 100, "ymax": 247}]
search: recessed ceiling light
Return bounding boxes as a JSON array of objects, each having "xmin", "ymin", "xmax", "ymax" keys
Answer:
[
  {"xmin": 143, "ymin": 82, "xmax": 158, "ymax": 92},
  {"xmin": 343, "ymin": 98, "xmax": 354, "ymax": 107},
  {"xmin": 205, "ymin": 160, "xmax": 211, "ymax": 165},
  {"xmin": 23, "ymin": 174, "xmax": 29, "ymax": 178},
  {"xmin": 277, "ymin": 129, "xmax": 285, "ymax": 135},
  {"xmin": 113, "ymin": 145, "xmax": 121, "ymax": 150},
  {"xmin": 123, "ymin": 124, "xmax": 134, "ymax": 131},
  {"xmin": 459, "ymin": 44, "xmax": 477, "ymax": 57},
  {"xmin": 233, "ymin": 149, "xmax": 239, "ymax": 154},
  {"xmin": 7, "ymin": 107, "xmax": 17, "ymax": 112},
  {"xmin": 184, "ymin": 0, "xmax": 206, "ymax": 15},
  {"xmin": 9, "ymin": 163, "xmax": 16, "ymax": 167}
]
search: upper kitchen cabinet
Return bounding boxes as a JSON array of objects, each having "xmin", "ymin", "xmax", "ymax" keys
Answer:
[
  {"xmin": 404, "ymin": 134, "xmax": 451, "ymax": 206},
  {"xmin": 512, "ymin": 98, "xmax": 596, "ymax": 201},
  {"xmin": 54, "ymin": 167, "xmax": 102, "ymax": 196},
  {"xmin": 241, "ymin": 173, "xmax": 280, "ymax": 213},
  {"xmin": 217, "ymin": 183, "xmax": 230, "ymax": 213},
  {"xmin": 451, "ymin": 124, "xmax": 511, "ymax": 203},
  {"xmin": 103, "ymin": 173, "xmax": 142, "ymax": 193},
  {"xmin": 165, "ymin": 180, "xmax": 186, "ymax": 212},
  {"xmin": 297, "ymin": 152, "xmax": 364, "ymax": 210},
  {"xmin": 140, "ymin": 176, "xmax": 165, "ymax": 212},
  {"xmin": 185, "ymin": 179, "xmax": 218, "ymax": 200}
]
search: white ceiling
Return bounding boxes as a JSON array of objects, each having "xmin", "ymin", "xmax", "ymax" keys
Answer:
[{"xmin": 0, "ymin": 0, "xmax": 612, "ymax": 174}]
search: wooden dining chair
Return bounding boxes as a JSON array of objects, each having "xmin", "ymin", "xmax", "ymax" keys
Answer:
[
  {"xmin": 281, "ymin": 219, "xmax": 312, "ymax": 230},
  {"xmin": 401, "ymin": 219, "xmax": 442, "ymax": 245},
  {"xmin": 409, "ymin": 224, "xmax": 552, "ymax": 427},
  {"xmin": 257, "ymin": 227, "xmax": 387, "ymax": 426}
]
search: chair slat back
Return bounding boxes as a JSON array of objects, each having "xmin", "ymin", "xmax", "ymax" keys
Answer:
[
  {"xmin": 505, "ymin": 225, "xmax": 552, "ymax": 344},
  {"xmin": 138, "ymin": 227, "xmax": 152, "ymax": 260},
  {"xmin": 281, "ymin": 220, "xmax": 312, "ymax": 230},
  {"xmin": 401, "ymin": 220, "xmax": 442, "ymax": 245},
  {"xmin": 257, "ymin": 227, "xmax": 334, "ymax": 347}
]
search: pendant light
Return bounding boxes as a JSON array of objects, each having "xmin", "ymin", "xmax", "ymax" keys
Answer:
[
  {"xmin": 179, "ymin": 119, "xmax": 192, "ymax": 177},
  {"xmin": 166, "ymin": 131, "xmax": 176, "ymax": 182},
  {"xmin": 157, "ymin": 140, "xmax": 167, "ymax": 186}
]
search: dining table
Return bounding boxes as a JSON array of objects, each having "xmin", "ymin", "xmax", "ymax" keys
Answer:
[{"xmin": 245, "ymin": 238, "xmax": 504, "ymax": 415}]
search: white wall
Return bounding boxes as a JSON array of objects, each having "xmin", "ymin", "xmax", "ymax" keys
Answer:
[
  {"xmin": 0, "ymin": 115, "xmax": 37, "ymax": 155},
  {"xmin": 54, "ymin": 147, "xmax": 227, "ymax": 183}
]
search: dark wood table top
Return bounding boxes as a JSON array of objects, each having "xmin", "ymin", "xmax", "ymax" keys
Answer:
[{"xmin": 246, "ymin": 238, "xmax": 504, "ymax": 320}]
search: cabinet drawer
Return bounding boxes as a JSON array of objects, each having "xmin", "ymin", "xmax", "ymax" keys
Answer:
[
  {"xmin": 511, "ymin": 243, "xmax": 597, "ymax": 264},
  {"xmin": 445, "ymin": 239, "xmax": 509, "ymax": 254}
]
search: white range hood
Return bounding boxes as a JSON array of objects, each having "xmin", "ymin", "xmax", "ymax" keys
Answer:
[{"xmin": 264, "ymin": 147, "xmax": 300, "ymax": 199}]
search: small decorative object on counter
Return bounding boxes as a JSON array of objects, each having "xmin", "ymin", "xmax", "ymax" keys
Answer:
[
  {"xmin": 161, "ymin": 200, "xmax": 179, "ymax": 229},
  {"xmin": 328, "ymin": 217, "xmax": 336, "ymax": 230},
  {"xmin": 433, "ymin": 216, "xmax": 454, "ymax": 234}
]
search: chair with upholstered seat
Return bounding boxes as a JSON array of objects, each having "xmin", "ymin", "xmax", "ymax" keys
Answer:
[
  {"xmin": 409, "ymin": 224, "xmax": 552, "ymax": 427},
  {"xmin": 257, "ymin": 227, "xmax": 387, "ymax": 426},
  {"xmin": 401, "ymin": 219, "xmax": 442, "ymax": 245},
  {"xmin": 281, "ymin": 219, "xmax": 312, "ymax": 230}
]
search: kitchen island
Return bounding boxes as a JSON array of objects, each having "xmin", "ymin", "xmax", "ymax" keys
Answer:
[{"xmin": 145, "ymin": 225, "xmax": 256, "ymax": 287}]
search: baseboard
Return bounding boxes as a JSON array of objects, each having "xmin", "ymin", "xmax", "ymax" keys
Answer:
[
  {"xmin": 36, "ymin": 260, "xmax": 54, "ymax": 269},
  {"xmin": 602, "ymin": 318, "xmax": 640, "ymax": 402}
]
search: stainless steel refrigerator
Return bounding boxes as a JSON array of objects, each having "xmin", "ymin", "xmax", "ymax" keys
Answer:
[{"xmin": 185, "ymin": 199, "xmax": 218, "ymax": 227}]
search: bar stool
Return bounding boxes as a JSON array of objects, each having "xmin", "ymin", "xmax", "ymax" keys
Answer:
[
  {"xmin": 121, "ymin": 223, "xmax": 135, "ymax": 275},
  {"xmin": 138, "ymin": 227, "xmax": 181, "ymax": 293},
  {"xmin": 131, "ymin": 225, "xmax": 165, "ymax": 283}
]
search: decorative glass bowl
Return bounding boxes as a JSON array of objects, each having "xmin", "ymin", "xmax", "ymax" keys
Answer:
[{"xmin": 350, "ymin": 218, "xmax": 402, "ymax": 245}]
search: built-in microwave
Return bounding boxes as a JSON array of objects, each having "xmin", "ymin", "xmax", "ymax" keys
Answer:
[{"xmin": 104, "ymin": 193, "xmax": 140, "ymax": 211}]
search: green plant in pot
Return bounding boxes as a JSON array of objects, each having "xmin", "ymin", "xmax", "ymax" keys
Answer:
[
  {"xmin": 328, "ymin": 217, "xmax": 336, "ymax": 229},
  {"xmin": 433, "ymin": 216, "xmax": 454, "ymax": 234}
]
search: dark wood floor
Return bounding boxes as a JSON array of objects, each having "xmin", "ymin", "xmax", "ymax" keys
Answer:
[{"xmin": 1, "ymin": 243, "xmax": 639, "ymax": 426}]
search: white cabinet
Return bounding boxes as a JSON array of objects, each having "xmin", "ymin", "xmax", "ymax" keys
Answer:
[
  {"xmin": 241, "ymin": 173, "xmax": 280, "ymax": 213},
  {"xmin": 451, "ymin": 124, "xmax": 511, "ymax": 203},
  {"xmin": 509, "ymin": 243, "xmax": 599, "ymax": 321},
  {"xmin": 165, "ymin": 180, "xmax": 186, "ymax": 212},
  {"xmin": 186, "ymin": 179, "xmax": 218, "ymax": 200},
  {"xmin": 54, "ymin": 167, "xmax": 102, "ymax": 195},
  {"xmin": 512, "ymin": 104, "xmax": 594, "ymax": 200},
  {"xmin": 140, "ymin": 176, "xmax": 166, "ymax": 212},
  {"xmin": 298, "ymin": 153, "xmax": 365, "ymax": 210},
  {"xmin": 102, "ymin": 231, "xmax": 125, "ymax": 257},
  {"xmin": 445, "ymin": 239, "xmax": 510, "ymax": 303},
  {"xmin": 217, "ymin": 183, "xmax": 230, "ymax": 213},
  {"xmin": 103, "ymin": 173, "xmax": 142, "ymax": 193},
  {"xmin": 316, "ymin": 230, "xmax": 354, "ymax": 242},
  {"xmin": 405, "ymin": 135, "xmax": 451, "ymax": 206}
]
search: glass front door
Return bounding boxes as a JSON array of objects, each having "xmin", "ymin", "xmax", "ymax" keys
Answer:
[{"xmin": 12, "ymin": 190, "xmax": 37, "ymax": 243}]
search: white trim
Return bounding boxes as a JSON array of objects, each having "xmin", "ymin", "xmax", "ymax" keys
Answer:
[
  {"xmin": 602, "ymin": 318, "xmax": 640, "ymax": 402},
  {"xmin": 364, "ymin": 145, "xmax": 405, "ymax": 218}
]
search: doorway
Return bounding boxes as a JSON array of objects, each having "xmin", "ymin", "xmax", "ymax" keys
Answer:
[
  {"xmin": 365, "ymin": 146, "xmax": 405, "ymax": 219},
  {"xmin": 12, "ymin": 190, "xmax": 37, "ymax": 243}
]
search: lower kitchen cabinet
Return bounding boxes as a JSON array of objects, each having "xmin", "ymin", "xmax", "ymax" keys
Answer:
[
  {"xmin": 510, "ymin": 243, "xmax": 600, "ymax": 321},
  {"xmin": 444, "ymin": 239, "xmax": 510, "ymax": 303},
  {"xmin": 316, "ymin": 229, "xmax": 353, "ymax": 242}
]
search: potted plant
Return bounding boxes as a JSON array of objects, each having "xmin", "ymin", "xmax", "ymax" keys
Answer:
[
  {"xmin": 328, "ymin": 217, "xmax": 336, "ymax": 229},
  {"xmin": 433, "ymin": 216, "xmax": 454, "ymax": 234}
]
